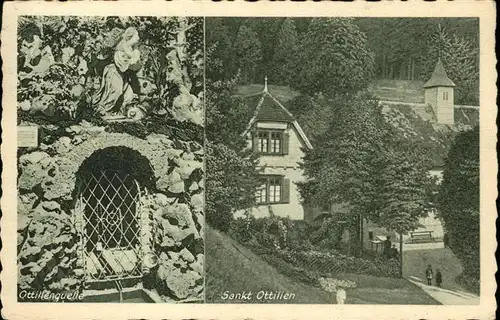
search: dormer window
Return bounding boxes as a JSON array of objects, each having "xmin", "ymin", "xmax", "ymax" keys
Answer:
[
  {"xmin": 258, "ymin": 131, "xmax": 269, "ymax": 153},
  {"xmin": 253, "ymin": 129, "xmax": 289, "ymax": 155},
  {"xmin": 270, "ymin": 132, "xmax": 282, "ymax": 154}
]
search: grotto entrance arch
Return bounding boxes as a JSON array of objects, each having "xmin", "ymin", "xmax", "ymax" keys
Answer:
[{"xmin": 74, "ymin": 146, "xmax": 155, "ymax": 282}]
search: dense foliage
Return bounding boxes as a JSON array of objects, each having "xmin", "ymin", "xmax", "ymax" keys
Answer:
[
  {"xmin": 231, "ymin": 26, "xmax": 263, "ymax": 83},
  {"xmin": 420, "ymin": 24, "xmax": 479, "ymax": 105},
  {"xmin": 207, "ymin": 17, "xmax": 479, "ymax": 105},
  {"xmin": 292, "ymin": 18, "xmax": 374, "ymax": 96},
  {"xmin": 269, "ymin": 18, "xmax": 298, "ymax": 86},
  {"xmin": 356, "ymin": 18, "xmax": 479, "ymax": 81},
  {"xmin": 436, "ymin": 126, "xmax": 480, "ymax": 293},
  {"xmin": 298, "ymin": 93, "xmax": 433, "ymax": 254},
  {"xmin": 204, "ymin": 67, "xmax": 261, "ymax": 231},
  {"xmin": 228, "ymin": 214, "xmax": 400, "ymax": 281}
]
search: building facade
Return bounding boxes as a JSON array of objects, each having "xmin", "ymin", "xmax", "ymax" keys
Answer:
[
  {"xmin": 236, "ymin": 79, "xmax": 313, "ymax": 220},
  {"xmin": 423, "ymin": 58, "xmax": 457, "ymax": 125}
]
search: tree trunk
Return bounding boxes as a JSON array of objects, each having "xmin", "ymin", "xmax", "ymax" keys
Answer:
[
  {"xmin": 399, "ymin": 232, "xmax": 403, "ymax": 278},
  {"xmin": 359, "ymin": 215, "xmax": 364, "ymax": 256},
  {"xmin": 412, "ymin": 59, "xmax": 416, "ymax": 81},
  {"xmin": 408, "ymin": 58, "xmax": 411, "ymax": 80}
]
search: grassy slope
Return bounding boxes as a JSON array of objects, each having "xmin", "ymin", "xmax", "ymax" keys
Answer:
[
  {"xmin": 205, "ymin": 226, "xmax": 336, "ymax": 304},
  {"xmin": 205, "ymin": 226, "xmax": 440, "ymax": 305}
]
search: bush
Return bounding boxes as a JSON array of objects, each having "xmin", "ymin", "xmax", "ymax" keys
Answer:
[
  {"xmin": 206, "ymin": 209, "xmax": 233, "ymax": 232},
  {"xmin": 228, "ymin": 214, "xmax": 312, "ymax": 251},
  {"xmin": 260, "ymin": 253, "xmax": 319, "ymax": 287},
  {"xmin": 456, "ymin": 272, "xmax": 480, "ymax": 295},
  {"xmin": 285, "ymin": 250, "xmax": 400, "ymax": 278},
  {"xmin": 228, "ymin": 214, "xmax": 400, "ymax": 280}
]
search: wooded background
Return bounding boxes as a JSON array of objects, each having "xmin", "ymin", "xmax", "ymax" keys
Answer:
[{"xmin": 206, "ymin": 17, "xmax": 479, "ymax": 105}]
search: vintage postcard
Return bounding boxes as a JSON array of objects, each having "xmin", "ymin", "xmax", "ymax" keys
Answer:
[{"xmin": 1, "ymin": 1, "xmax": 497, "ymax": 320}]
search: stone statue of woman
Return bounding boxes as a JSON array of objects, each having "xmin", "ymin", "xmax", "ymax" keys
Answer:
[{"xmin": 93, "ymin": 27, "xmax": 142, "ymax": 117}]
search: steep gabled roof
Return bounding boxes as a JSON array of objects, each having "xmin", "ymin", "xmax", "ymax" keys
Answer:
[
  {"xmin": 241, "ymin": 82, "xmax": 313, "ymax": 150},
  {"xmin": 423, "ymin": 59, "xmax": 456, "ymax": 88},
  {"xmin": 255, "ymin": 94, "xmax": 295, "ymax": 122}
]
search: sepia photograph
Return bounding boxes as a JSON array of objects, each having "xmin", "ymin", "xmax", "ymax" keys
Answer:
[
  {"xmin": 1, "ymin": 2, "xmax": 496, "ymax": 319},
  {"xmin": 16, "ymin": 15, "xmax": 205, "ymax": 303},
  {"xmin": 205, "ymin": 17, "xmax": 480, "ymax": 305}
]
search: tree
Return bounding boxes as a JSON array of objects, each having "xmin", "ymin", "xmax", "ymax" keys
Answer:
[
  {"xmin": 375, "ymin": 136, "xmax": 433, "ymax": 275},
  {"xmin": 298, "ymin": 92, "xmax": 433, "ymax": 256},
  {"xmin": 270, "ymin": 18, "xmax": 299, "ymax": 86},
  {"xmin": 205, "ymin": 18, "xmax": 233, "ymax": 82},
  {"xmin": 292, "ymin": 18, "xmax": 374, "ymax": 96},
  {"xmin": 243, "ymin": 18, "xmax": 284, "ymax": 81},
  {"xmin": 436, "ymin": 126, "xmax": 479, "ymax": 289},
  {"xmin": 420, "ymin": 24, "xmax": 479, "ymax": 105},
  {"xmin": 232, "ymin": 25, "xmax": 263, "ymax": 83},
  {"xmin": 376, "ymin": 136, "xmax": 432, "ymax": 234},
  {"xmin": 205, "ymin": 77, "xmax": 261, "ymax": 231},
  {"xmin": 355, "ymin": 18, "xmax": 479, "ymax": 82},
  {"xmin": 285, "ymin": 93, "xmax": 333, "ymax": 142},
  {"xmin": 298, "ymin": 93, "xmax": 387, "ymax": 254}
]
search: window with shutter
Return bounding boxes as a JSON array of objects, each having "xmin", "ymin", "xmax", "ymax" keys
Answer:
[
  {"xmin": 255, "ymin": 176, "xmax": 290, "ymax": 204},
  {"xmin": 252, "ymin": 133, "xmax": 259, "ymax": 153},
  {"xmin": 282, "ymin": 132, "xmax": 289, "ymax": 155},
  {"xmin": 281, "ymin": 178, "xmax": 290, "ymax": 203}
]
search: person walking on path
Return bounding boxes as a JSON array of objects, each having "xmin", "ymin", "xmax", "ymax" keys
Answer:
[
  {"xmin": 384, "ymin": 236, "xmax": 392, "ymax": 259},
  {"xmin": 443, "ymin": 233, "xmax": 449, "ymax": 248},
  {"xmin": 390, "ymin": 244, "xmax": 399, "ymax": 260},
  {"xmin": 425, "ymin": 265, "xmax": 433, "ymax": 286},
  {"xmin": 435, "ymin": 269, "xmax": 443, "ymax": 287}
]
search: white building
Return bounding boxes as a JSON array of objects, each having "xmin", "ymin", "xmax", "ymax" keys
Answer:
[{"xmin": 236, "ymin": 77, "xmax": 313, "ymax": 220}]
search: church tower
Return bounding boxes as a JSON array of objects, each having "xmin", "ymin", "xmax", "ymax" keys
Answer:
[{"xmin": 423, "ymin": 58, "xmax": 456, "ymax": 125}]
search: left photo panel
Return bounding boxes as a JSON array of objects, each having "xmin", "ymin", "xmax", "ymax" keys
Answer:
[{"xmin": 16, "ymin": 16, "xmax": 205, "ymax": 303}]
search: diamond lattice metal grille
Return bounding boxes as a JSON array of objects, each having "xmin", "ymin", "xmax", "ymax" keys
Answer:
[{"xmin": 78, "ymin": 171, "xmax": 143, "ymax": 282}]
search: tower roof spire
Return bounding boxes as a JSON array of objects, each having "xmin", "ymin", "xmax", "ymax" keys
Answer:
[{"xmin": 423, "ymin": 58, "xmax": 456, "ymax": 88}]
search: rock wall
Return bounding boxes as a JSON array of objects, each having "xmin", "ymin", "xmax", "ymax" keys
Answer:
[{"xmin": 18, "ymin": 121, "xmax": 204, "ymax": 302}]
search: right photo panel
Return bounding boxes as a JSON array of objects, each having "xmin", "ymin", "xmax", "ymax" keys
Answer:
[{"xmin": 205, "ymin": 17, "xmax": 479, "ymax": 305}]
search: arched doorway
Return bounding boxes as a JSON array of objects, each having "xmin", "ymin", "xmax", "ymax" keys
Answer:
[{"xmin": 74, "ymin": 147, "xmax": 155, "ymax": 282}]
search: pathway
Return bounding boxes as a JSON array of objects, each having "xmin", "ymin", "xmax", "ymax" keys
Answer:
[{"xmin": 408, "ymin": 277, "xmax": 479, "ymax": 305}]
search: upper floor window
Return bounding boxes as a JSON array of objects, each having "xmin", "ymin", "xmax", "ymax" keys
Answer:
[
  {"xmin": 258, "ymin": 131, "xmax": 269, "ymax": 153},
  {"xmin": 270, "ymin": 132, "xmax": 282, "ymax": 154},
  {"xmin": 253, "ymin": 129, "xmax": 289, "ymax": 155}
]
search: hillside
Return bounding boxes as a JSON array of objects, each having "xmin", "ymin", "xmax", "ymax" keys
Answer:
[
  {"xmin": 205, "ymin": 226, "xmax": 440, "ymax": 304},
  {"xmin": 205, "ymin": 225, "xmax": 336, "ymax": 303},
  {"xmin": 369, "ymin": 79, "xmax": 425, "ymax": 103}
]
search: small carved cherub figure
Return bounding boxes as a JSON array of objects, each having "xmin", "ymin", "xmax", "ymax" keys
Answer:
[
  {"xmin": 19, "ymin": 34, "xmax": 55, "ymax": 78},
  {"xmin": 169, "ymin": 17, "xmax": 195, "ymax": 64},
  {"xmin": 114, "ymin": 27, "xmax": 141, "ymax": 73}
]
